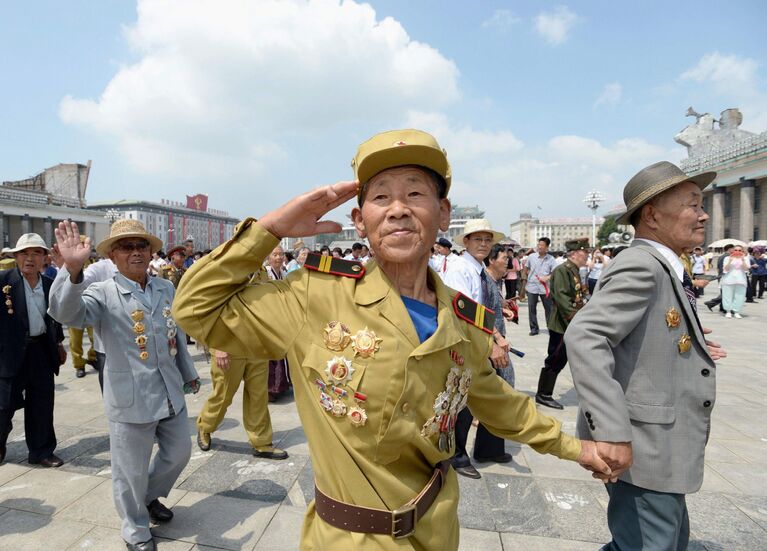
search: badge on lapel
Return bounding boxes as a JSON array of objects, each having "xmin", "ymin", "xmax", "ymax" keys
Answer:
[
  {"xmin": 677, "ymin": 334, "xmax": 692, "ymax": 354},
  {"xmin": 665, "ymin": 307, "xmax": 681, "ymax": 328}
]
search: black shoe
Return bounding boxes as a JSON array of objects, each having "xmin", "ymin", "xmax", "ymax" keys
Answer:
[
  {"xmin": 253, "ymin": 446, "xmax": 288, "ymax": 460},
  {"xmin": 147, "ymin": 499, "xmax": 173, "ymax": 523},
  {"xmin": 535, "ymin": 394, "xmax": 564, "ymax": 410},
  {"xmin": 475, "ymin": 453, "xmax": 513, "ymax": 464},
  {"xmin": 197, "ymin": 429, "xmax": 211, "ymax": 451},
  {"xmin": 454, "ymin": 464, "xmax": 482, "ymax": 479},
  {"xmin": 126, "ymin": 539, "xmax": 156, "ymax": 551},
  {"xmin": 0, "ymin": 445, "xmax": 5, "ymax": 464},
  {"xmin": 529, "ymin": 330, "xmax": 539, "ymax": 336},
  {"xmin": 29, "ymin": 454, "xmax": 63, "ymax": 468},
  {"xmin": 704, "ymin": 300, "xmax": 715, "ymax": 312},
  {"xmin": 75, "ymin": 369, "xmax": 86, "ymax": 378}
]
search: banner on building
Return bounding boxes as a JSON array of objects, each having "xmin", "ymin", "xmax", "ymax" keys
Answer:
[{"xmin": 186, "ymin": 194, "xmax": 208, "ymax": 212}]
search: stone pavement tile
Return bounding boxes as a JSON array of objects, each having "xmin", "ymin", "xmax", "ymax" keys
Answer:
[
  {"xmin": 687, "ymin": 492, "xmax": 767, "ymax": 550},
  {"xmin": 706, "ymin": 419, "xmax": 749, "ymax": 441},
  {"xmin": 707, "ymin": 461, "xmax": 767, "ymax": 496},
  {"xmin": 1, "ymin": 423, "xmax": 88, "ymax": 465},
  {"xmin": 458, "ymin": 527, "xmax": 503, "ymax": 550},
  {"xmin": 712, "ymin": 406, "xmax": 767, "ymax": 440},
  {"xmin": 151, "ymin": 491, "xmax": 279, "ymax": 550},
  {"xmin": 532, "ymin": 477, "xmax": 609, "ymax": 543},
  {"xmin": 175, "ymin": 442, "xmax": 217, "ymax": 487},
  {"xmin": 0, "ymin": 509, "xmax": 93, "ymax": 550},
  {"xmin": 67, "ymin": 526, "xmax": 195, "ymax": 551},
  {"xmin": 456, "ymin": 471, "xmax": 496, "ymax": 531},
  {"xmin": 703, "ymin": 440, "xmax": 748, "ymax": 464},
  {"xmin": 520, "ymin": 447, "xmax": 596, "ymax": 482},
  {"xmin": 0, "ymin": 469, "xmax": 102, "ymax": 514},
  {"xmin": 56, "ymin": 477, "xmax": 186, "ymax": 530},
  {"xmin": 252, "ymin": 504, "xmax": 304, "ymax": 550},
  {"xmin": 484, "ymin": 474, "xmax": 558, "ymax": 537},
  {"xmin": 699, "ymin": 465, "xmax": 740, "ymax": 494},
  {"xmin": 292, "ymin": 458, "xmax": 316, "ymax": 507},
  {"xmin": 53, "ymin": 401, "xmax": 106, "ymax": 426},
  {"xmin": 500, "ymin": 532, "xmax": 600, "ymax": 550},
  {"xmin": 720, "ymin": 437, "xmax": 767, "ymax": 464},
  {"xmin": 0, "ymin": 462, "xmax": 31, "ymax": 486},
  {"xmin": 58, "ymin": 435, "xmax": 113, "ymax": 477},
  {"xmin": 474, "ymin": 445, "xmax": 531, "ymax": 477},
  {"xmin": 178, "ymin": 448, "xmax": 309, "ymax": 503},
  {"xmin": 277, "ymin": 427, "xmax": 310, "ymax": 456},
  {"xmin": 724, "ymin": 494, "xmax": 767, "ymax": 531},
  {"xmin": 54, "ymin": 431, "xmax": 110, "ymax": 466}
]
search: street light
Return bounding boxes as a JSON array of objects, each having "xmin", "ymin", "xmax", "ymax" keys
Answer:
[
  {"xmin": 583, "ymin": 190, "xmax": 605, "ymax": 247},
  {"xmin": 104, "ymin": 208, "xmax": 121, "ymax": 226}
]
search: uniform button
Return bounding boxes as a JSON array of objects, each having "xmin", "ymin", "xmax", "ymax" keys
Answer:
[
  {"xmin": 701, "ymin": 369, "xmax": 710, "ymax": 377},
  {"xmin": 585, "ymin": 412, "xmax": 592, "ymax": 419},
  {"xmin": 703, "ymin": 400, "xmax": 712, "ymax": 408},
  {"xmin": 414, "ymin": 355, "xmax": 423, "ymax": 361},
  {"xmin": 401, "ymin": 402, "xmax": 411, "ymax": 413}
]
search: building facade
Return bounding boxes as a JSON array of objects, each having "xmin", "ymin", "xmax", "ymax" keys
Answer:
[{"xmin": 509, "ymin": 213, "xmax": 600, "ymax": 251}]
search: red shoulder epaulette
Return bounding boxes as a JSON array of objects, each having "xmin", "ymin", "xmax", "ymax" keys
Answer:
[
  {"xmin": 453, "ymin": 292, "xmax": 495, "ymax": 335},
  {"xmin": 304, "ymin": 253, "xmax": 365, "ymax": 279}
]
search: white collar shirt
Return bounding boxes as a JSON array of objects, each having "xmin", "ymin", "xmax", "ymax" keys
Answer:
[
  {"xmin": 442, "ymin": 253, "xmax": 484, "ymax": 302},
  {"xmin": 634, "ymin": 238, "xmax": 684, "ymax": 282},
  {"xmin": 23, "ymin": 274, "xmax": 47, "ymax": 336}
]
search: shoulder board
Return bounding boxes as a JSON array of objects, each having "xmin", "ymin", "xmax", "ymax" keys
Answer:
[
  {"xmin": 304, "ymin": 253, "xmax": 365, "ymax": 279},
  {"xmin": 452, "ymin": 292, "xmax": 495, "ymax": 335}
]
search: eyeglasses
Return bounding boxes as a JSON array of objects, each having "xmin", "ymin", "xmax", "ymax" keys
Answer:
[
  {"xmin": 468, "ymin": 237, "xmax": 494, "ymax": 244},
  {"xmin": 114, "ymin": 240, "xmax": 150, "ymax": 253}
]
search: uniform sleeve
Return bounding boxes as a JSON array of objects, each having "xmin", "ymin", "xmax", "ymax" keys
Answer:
[
  {"xmin": 564, "ymin": 254, "xmax": 657, "ymax": 442},
  {"xmin": 172, "ymin": 219, "xmax": 308, "ymax": 359},
  {"xmin": 48, "ymin": 267, "xmax": 107, "ymax": 329},
  {"xmin": 468, "ymin": 352, "xmax": 581, "ymax": 461},
  {"xmin": 550, "ymin": 266, "xmax": 574, "ymax": 320}
]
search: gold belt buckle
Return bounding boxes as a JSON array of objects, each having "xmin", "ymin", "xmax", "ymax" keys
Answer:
[{"xmin": 391, "ymin": 503, "xmax": 417, "ymax": 539}]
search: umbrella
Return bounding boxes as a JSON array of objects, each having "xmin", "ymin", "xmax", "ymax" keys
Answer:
[
  {"xmin": 707, "ymin": 239, "xmax": 747, "ymax": 249},
  {"xmin": 749, "ymin": 240, "xmax": 767, "ymax": 247}
]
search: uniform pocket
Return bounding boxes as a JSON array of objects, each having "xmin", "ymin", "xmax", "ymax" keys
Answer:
[
  {"xmin": 626, "ymin": 402, "xmax": 675, "ymax": 424},
  {"xmin": 106, "ymin": 370, "xmax": 134, "ymax": 408}
]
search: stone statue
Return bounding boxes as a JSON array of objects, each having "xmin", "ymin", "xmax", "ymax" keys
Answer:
[{"xmin": 675, "ymin": 107, "xmax": 754, "ymax": 158}]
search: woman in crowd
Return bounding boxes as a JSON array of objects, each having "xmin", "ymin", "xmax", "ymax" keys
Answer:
[
  {"xmin": 264, "ymin": 246, "xmax": 291, "ymax": 400},
  {"xmin": 752, "ymin": 246, "xmax": 767, "ymax": 299},
  {"xmin": 586, "ymin": 248, "xmax": 610, "ymax": 295},
  {"xmin": 503, "ymin": 247, "xmax": 520, "ymax": 299},
  {"xmin": 721, "ymin": 245, "xmax": 751, "ymax": 318},
  {"xmin": 286, "ymin": 247, "xmax": 310, "ymax": 273}
]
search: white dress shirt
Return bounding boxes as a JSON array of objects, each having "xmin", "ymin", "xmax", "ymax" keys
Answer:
[
  {"xmin": 442, "ymin": 254, "xmax": 484, "ymax": 302},
  {"xmin": 633, "ymin": 238, "xmax": 685, "ymax": 282},
  {"xmin": 23, "ymin": 275, "xmax": 47, "ymax": 336}
]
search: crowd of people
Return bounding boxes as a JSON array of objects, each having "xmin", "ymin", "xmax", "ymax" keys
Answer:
[{"xmin": 0, "ymin": 127, "xmax": 743, "ymax": 551}]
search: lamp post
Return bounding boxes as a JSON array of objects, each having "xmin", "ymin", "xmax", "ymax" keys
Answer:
[
  {"xmin": 104, "ymin": 208, "xmax": 121, "ymax": 226},
  {"xmin": 583, "ymin": 190, "xmax": 605, "ymax": 247}
]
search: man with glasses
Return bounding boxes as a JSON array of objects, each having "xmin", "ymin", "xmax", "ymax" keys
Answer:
[{"xmin": 49, "ymin": 219, "xmax": 200, "ymax": 551}]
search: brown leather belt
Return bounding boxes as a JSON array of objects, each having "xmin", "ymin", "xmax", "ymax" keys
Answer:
[{"xmin": 314, "ymin": 460, "xmax": 450, "ymax": 539}]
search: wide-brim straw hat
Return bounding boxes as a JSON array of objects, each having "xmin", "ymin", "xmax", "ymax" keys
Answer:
[
  {"xmin": 7, "ymin": 233, "xmax": 49, "ymax": 253},
  {"xmin": 618, "ymin": 161, "xmax": 716, "ymax": 225},
  {"xmin": 352, "ymin": 129, "xmax": 452, "ymax": 200},
  {"xmin": 96, "ymin": 219, "xmax": 163, "ymax": 257},
  {"xmin": 457, "ymin": 218, "xmax": 506, "ymax": 244}
]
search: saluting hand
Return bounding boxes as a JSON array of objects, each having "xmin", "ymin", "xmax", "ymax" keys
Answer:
[
  {"xmin": 54, "ymin": 220, "xmax": 92, "ymax": 275},
  {"xmin": 259, "ymin": 181, "xmax": 359, "ymax": 238}
]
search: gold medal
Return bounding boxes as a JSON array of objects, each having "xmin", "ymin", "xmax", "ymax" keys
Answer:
[
  {"xmin": 135, "ymin": 334, "xmax": 147, "ymax": 346},
  {"xmin": 678, "ymin": 334, "xmax": 692, "ymax": 354},
  {"xmin": 7, "ymin": 309, "xmax": 13, "ymax": 315},
  {"xmin": 351, "ymin": 327, "xmax": 382, "ymax": 358},
  {"xmin": 325, "ymin": 356, "xmax": 354, "ymax": 384},
  {"xmin": 322, "ymin": 321, "xmax": 351, "ymax": 351},
  {"xmin": 130, "ymin": 309, "xmax": 145, "ymax": 322},
  {"xmin": 139, "ymin": 350, "xmax": 149, "ymax": 361},
  {"xmin": 665, "ymin": 307, "xmax": 681, "ymax": 328},
  {"xmin": 2, "ymin": 285, "xmax": 10, "ymax": 294},
  {"xmin": 133, "ymin": 322, "xmax": 145, "ymax": 334},
  {"xmin": 5, "ymin": 299, "xmax": 11, "ymax": 307},
  {"xmin": 348, "ymin": 405, "xmax": 367, "ymax": 426}
]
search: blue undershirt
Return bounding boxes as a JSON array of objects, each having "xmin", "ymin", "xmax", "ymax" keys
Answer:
[{"xmin": 401, "ymin": 296, "xmax": 438, "ymax": 343}]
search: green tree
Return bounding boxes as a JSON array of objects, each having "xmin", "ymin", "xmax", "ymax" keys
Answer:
[{"xmin": 597, "ymin": 216, "xmax": 620, "ymax": 246}]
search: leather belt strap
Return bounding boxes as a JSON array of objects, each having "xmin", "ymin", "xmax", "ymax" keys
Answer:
[{"xmin": 314, "ymin": 460, "xmax": 450, "ymax": 539}]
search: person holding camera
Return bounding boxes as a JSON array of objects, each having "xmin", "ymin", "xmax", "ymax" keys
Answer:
[{"xmin": 721, "ymin": 245, "xmax": 751, "ymax": 318}]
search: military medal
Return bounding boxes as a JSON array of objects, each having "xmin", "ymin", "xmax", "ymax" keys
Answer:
[
  {"xmin": 325, "ymin": 356, "xmax": 354, "ymax": 384},
  {"xmin": 133, "ymin": 322, "xmax": 145, "ymax": 334},
  {"xmin": 678, "ymin": 334, "xmax": 692, "ymax": 354},
  {"xmin": 330, "ymin": 399, "xmax": 347, "ymax": 417},
  {"xmin": 348, "ymin": 392, "xmax": 368, "ymax": 427},
  {"xmin": 665, "ymin": 307, "xmax": 681, "ymax": 328},
  {"xmin": 351, "ymin": 327, "xmax": 382, "ymax": 358},
  {"xmin": 130, "ymin": 309, "xmax": 145, "ymax": 322},
  {"xmin": 322, "ymin": 321, "xmax": 351, "ymax": 351},
  {"xmin": 3, "ymin": 285, "xmax": 13, "ymax": 315},
  {"xmin": 139, "ymin": 351, "xmax": 149, "ymax": 360},
  {"xmin": 162, "ymin": 307, "xmax": 178, "ymax": 357},
  {"xmin": 421, "ymin": 357, "xmax": 473, "ymax": 452}
]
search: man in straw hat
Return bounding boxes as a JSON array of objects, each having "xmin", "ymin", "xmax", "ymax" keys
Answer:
[
  {"xmin": 172, "ymin": 128, "xmax": 613, "ymax": 550},
  {"xmin": 444, "ymin": 218, "xmax": 512, "ymax": 478},
  {"xmin": 49, "ymin": 219, "xmax": 200, "ymax": 551},
  {"xmin": 0, "ymin": 233, "xmax": 66, "ymax": 468},
  {"xmin": 565, "ymin": 161, "xmax": 727, "ymax": 550}
]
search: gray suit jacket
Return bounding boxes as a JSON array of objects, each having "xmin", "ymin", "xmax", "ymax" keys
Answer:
[
  {"xmin": 49, "ymin": 267, "xmax": 198, "ymax": 424},
  {"xmin": 565, "ymin": 241, "xmax": 716, "ymax": 494}
]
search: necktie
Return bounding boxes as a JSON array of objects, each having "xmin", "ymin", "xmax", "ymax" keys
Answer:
[
  {"xmin": 480, "ymin": 269, "xmax": 491, "ymax": 307},
  {"xmin": 442, "ymin": 256, "xmax": 447, "ymax": 272},
  {"xmin": 681, "ymin": 271, "xmax": 697, "ymax": 313}
]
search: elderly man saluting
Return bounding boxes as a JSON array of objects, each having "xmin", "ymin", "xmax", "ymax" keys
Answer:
[
  {"xmin": 49, "ymin": 219, "xmax": 200, "ymax": 551},
  {"xmin": 566, "ymin": 161, "xmax": 728, "ymax": 551},
  {"xmin": 173, "ymin": 129, "xmax": 612, "ymax": 550}
]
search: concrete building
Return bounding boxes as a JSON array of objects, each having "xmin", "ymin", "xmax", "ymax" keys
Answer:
[
  {"xmin": 675, "ymin": 108, "xmax": 767, "ymax": 243},
  {"xmin": 509, "ymin": 213, "xmax": 600, "ymax": 251}
]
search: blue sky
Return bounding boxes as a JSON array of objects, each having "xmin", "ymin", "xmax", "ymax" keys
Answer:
[{"xmin": 1, "ymin": 1, "xmax": 765, "ymax": 232}]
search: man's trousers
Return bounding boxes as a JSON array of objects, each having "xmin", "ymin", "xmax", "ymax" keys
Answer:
[
  {"xmin": 108, "ymin": 409, "xmax": 191, "ymax": 544},
  {"xmin": 537, "ymin": 330, "xmax": 568, "ymax": 397},
  {"xmin": 197, "ymin": 357, "xmax": 274, "ymax": 449},
  {"xmin": 0, "ymin": 341, "xmax": 56, "ymax": 462},
  {"xmin": 527, "ymin": 292, "xmax": 552, "ymax": 333},
  {"xmin": 68, "ymin": 326, "xmax": 96, "ymax": 370}
]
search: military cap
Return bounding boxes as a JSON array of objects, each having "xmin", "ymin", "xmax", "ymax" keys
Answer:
[
  {"xmin": 564, "ymin": 238, "xmax": 590, "ymax": 252},
  {"xmin": 352, "ymin": 129, "xmax": 451, "ymax": 200},
  {"xmin": 167, "ymin": 245, "xmax": 185, "ymax": 258}
]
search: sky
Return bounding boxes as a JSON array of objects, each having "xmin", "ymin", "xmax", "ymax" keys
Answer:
[{"xmin": 1, "ymin": 0, "xmax": 766, "ymax": 233}]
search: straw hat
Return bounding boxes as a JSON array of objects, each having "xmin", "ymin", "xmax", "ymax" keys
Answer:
[
  {"xmin": 618, "ymin": 161, "xmax": 716, "ymax": 225},
  {"xmin": 457, "ymin": 219, "xmax": 506, "ymax": 244},
  {"xmin": 7, "ymin": 233, "xmax": 49, "ymax": 253},
  {"xmin": 96, "ymin": 219, "xmax": 162, "ymax": 257},
  {"xmin": 352, "ymin": 129, "xmax": 451, "ymax": 200}
]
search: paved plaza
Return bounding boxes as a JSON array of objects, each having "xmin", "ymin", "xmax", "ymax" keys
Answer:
[{"xmin": 0, "ymin": 290, "xmax": 765, "ymax": 550}]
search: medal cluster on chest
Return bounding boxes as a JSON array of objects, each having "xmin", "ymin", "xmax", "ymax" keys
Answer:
[
  {"xmin": 3, "ymin": 285, "xmax": 13, "ymax": 315},
  {"xmin": 131, "ymin": 306, "xmax": 178, "ymax": 360},
  {"xmin": 420, "ymin": 350, "xmax": 472, "ymax": 453}
]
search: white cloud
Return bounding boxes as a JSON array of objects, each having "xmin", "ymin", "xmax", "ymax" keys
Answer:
[
  {"xmin": 593, "ymin": 82, "xmax": 622, "ymax": 109},
  {"xmin": 534, "ymin": 5, "xmax": 579, "ymax": 46},
  {"xmin": 482, "ymin": 9, "xmax": 520, "ymax": 30},
  {"xmin": 59, "ymin": 0, "xmax": 460, "ymax": 182},
  {"xmin": 680, "ymin": 52, "xmax": 758, "ymax": 91}
]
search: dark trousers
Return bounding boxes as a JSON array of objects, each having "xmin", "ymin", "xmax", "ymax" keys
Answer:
[
  {"xmin": 527, "ymin": 292, "xmax": 552, "ymax": 333},
  {"xmin": 602, "ymin": 481, "xmax": 689, "ymax": 551},
  {"xmin": 692, "ymin": 273, "xmax": 704, "ymax": 297},
  {"xmin": 452, "ymin": 371, "xmax": 506, "ymax": 466},
  {"xmin": 504, "ymin": 279, "xmax": 518, "ymax": 299},
  {"xmin": 537, "ymin": 330, "xmax": 567, "ymax": 397},
  {"xmin": 755, "ymin": 274, "xmax": 767, "ymax": 298},
  {"xmin": 94, "ymin": 351, "xmax": 106, "ymax": 392},
  {"xmin": 587, "ymin": 278, "xmax": 599, "ymax": 295},
  {"xmin": 746, "ymin": 274, "xmax": 755, "ymax": 302},
  {"xmin": 0, "ymin": 341, "xmax": 57, "ymax": 462}
]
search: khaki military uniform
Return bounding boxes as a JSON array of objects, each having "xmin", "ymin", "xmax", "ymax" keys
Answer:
[
  {"xmin": 160, "ymin": 264, "xmax": 185, "ymax": 289},
  {"xmin": 174, "ymin": 220, "xmax": 580, "ymax": 551},
  {"xmin": 69, "ymin": 326, "xmax": 97, "ymax": 371}
]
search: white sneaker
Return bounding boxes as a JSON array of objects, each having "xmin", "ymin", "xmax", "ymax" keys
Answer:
[
  {"xmin": 725, "ymin": 312, "xmax": 732, "ymax": 318},
  {"xmin": 734, "ymin": 313, "xmax": 743, "ymax": 319}
]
